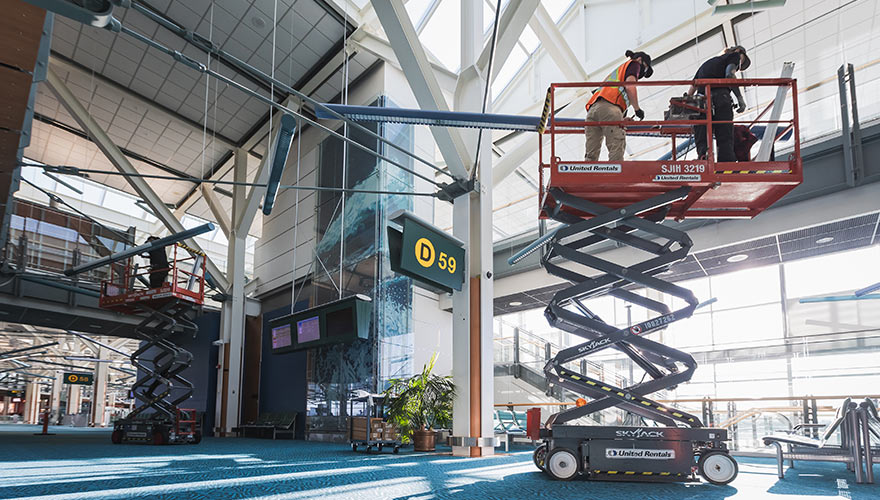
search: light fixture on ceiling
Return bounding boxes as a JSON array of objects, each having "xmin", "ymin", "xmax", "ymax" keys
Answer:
[
  {"xmin": 508, "ymin": 301, "xmax": 523, "ymax": 307},
  {"xmin": 816, "ymin": 236, "xmax": 834, "ymax": 244},
  {"xmin": 727, "ymin": 254, "xmax": 749, "ymax": 263},
  {"xmin": 251, "ymin": 16, "xmax": 266, "ymax": 29}
]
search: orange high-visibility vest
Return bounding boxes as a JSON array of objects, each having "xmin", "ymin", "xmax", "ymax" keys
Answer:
[{"xmin": 586, "ymin": 60, "xmax": 636, "ymax": 112}]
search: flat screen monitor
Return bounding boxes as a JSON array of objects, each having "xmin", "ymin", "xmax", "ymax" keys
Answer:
[
  {"xmin": 297, "ymin": 316, "xmax": 321, "ymax": 344},
  {"xmin": 325, "ymin": 306, "xmax": 355, "ymax": 338},
  {"xmin": 271, "ymin": 325, "xmax": 292, "ymax": 349}
]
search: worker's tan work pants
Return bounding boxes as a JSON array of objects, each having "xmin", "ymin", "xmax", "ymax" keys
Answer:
[{"xmin": 585, "ymin": 99, "xmax": 625, "ymax": 162}]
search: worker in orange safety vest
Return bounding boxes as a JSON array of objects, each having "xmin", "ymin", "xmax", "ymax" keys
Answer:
[{"xmin": 584, "ymin": 50, "xmax": 653, "ymax": 162}]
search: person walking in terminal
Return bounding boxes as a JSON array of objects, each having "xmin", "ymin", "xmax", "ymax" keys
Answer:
[
  {"xmin": 687, "ymin": 46, "xmax": 751, "ymax": 162},
  {"xmin": 144, "ymin": 236, "xmax": 170, "ymax": 289},
  {"xmin": 584, "ymin": 50, "xmax": 653, "ymax": 162}
]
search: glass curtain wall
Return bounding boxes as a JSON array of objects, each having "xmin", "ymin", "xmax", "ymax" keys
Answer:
[
  {"xmin": 496, "ymin": 244, "xmax": 880, "ymax": 401},
  {"xmin": 304, "ymin": 97, "xmax": 414, "ymax": 439}
]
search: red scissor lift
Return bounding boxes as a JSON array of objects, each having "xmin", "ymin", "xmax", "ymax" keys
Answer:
[
  {"xmin": 524, "ymin": 79, "xmax": 803, "ymax": 484},
  {"xmin": 539, "ymin": 78, "xmax": 802, "ymax": 220},
  {"xmin": 102, "ymin": 244, "xmax": 206, "ymax": 445}
]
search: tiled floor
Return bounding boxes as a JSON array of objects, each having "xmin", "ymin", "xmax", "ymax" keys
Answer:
[{"xmin": 0, "ymin": 425, "xmax": 877, "ymax": 499}]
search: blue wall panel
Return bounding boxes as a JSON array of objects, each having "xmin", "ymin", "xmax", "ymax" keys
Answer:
[{"xmin": 260, "ymin": 302, "xmax": 309, "ymax": 439}]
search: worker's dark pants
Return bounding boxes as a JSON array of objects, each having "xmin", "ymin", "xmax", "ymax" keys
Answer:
[
  {"xmin": 695, "ymin": 90, "xmax": 736, "ymax": 162},
  {"xmin": 150, "ymin": 270, "xmax": 168, "ymax": 289}
]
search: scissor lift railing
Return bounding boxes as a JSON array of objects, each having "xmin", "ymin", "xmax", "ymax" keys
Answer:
[
  {"xmin": 538, "ymin": 78, "xmax": 802, "ymax": 220},
  {"xmin": 516, "ymin": 78, "xmax": 803, "ymax": 483},
  {"xmin": 101, "ymin": 243, "xmax": 206, "ymax": 445}
]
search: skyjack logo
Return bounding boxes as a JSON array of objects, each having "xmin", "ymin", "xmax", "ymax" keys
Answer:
[
  {"xmin": 616, "ymin": 428, "xmax": 666, "ymax": 439},
  {"xmin": 577, "ymin": 337, "xmax": 612, "ymax": 353}
]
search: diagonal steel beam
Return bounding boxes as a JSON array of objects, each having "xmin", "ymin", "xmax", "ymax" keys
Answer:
[
  {"xmin": 477, "ymin": 0, "xmax": 540, "ymax": 83},
  {"xmin": 45, "ymin": 67, "xmax": 230, "ymax": 291},
  {"xmin": 492, "ymin": 7, "xmax": 743, "ymax": 187},
  {"xmin": 371, "ymin": 0, "xmax": 471, "ymax": 180},
  {"xmin": 528, "ymin": 3, "xmax": 586, "ymax": 82},
  {"xmin": 201, "ymin": 184, "xmax": 231, "ymax": 238}
]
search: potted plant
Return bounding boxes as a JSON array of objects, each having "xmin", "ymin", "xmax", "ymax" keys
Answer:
[{"xmin": 384, "ymin": 353, "xmax": 454, "ymax": 451}]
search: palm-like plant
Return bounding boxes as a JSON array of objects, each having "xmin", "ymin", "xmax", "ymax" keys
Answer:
[{"xmin": 384, "ymin": 353, "xmax": 454, "ymax": 440}]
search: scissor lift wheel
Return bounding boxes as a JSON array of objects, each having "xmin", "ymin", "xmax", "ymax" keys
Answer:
[
  {"xmin": 546, "ymin": 448, "xmax": 580, "ymax": 481},
  {"xmin": 698, "ymin": 451, "xmax": 738, "ymax": 485}
]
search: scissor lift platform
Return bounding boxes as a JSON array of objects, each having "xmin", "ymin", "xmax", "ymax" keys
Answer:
[
  {"xmin": 101, "ymin": 243, "xmax": 206, "ymax": 445},
  {"xmin": 519, "ymin": 77, "xmax": 803, "ymax": 485},
  {"xmin": 538, "ymin": 78, "xmax": 803, "ymax": 220}
]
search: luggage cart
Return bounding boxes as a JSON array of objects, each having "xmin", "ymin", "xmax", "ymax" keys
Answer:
[{"xmin": 349, "ymin": 393, "xmax": 403, "ymax": 454}]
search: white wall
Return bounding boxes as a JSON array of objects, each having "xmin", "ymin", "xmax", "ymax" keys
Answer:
[{"xmin": 411, "ymin": 287, "xmax": 453, "ymax": 377}]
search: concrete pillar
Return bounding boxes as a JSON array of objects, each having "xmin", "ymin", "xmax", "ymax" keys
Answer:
[
  {"xmin": 67, "ymin": 385, "xmax": 81, "ymax": 415},
  {"xmin": 24, "ymin": 380, "xmax": 41, "ymax": 424},
  {"xmin": 215, "ymin": 148, "xmax": 247, "ymax": 435},
  {"xmin": 451, "ymin": 0, "xmax": 495, "ymax": 457},
  {"xmin": 50, "ymin": 371, "xmax": 63, "ymax": 423},
  {"xmin": 91, "ymin": 348, "xmax": 109, "ymax": 426}
]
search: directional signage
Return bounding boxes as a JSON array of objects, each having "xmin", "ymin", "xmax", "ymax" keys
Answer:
[
  {"xmin": 63, "ymin": 372, "xmax": 93, "ymax": 385},
  {"xmin": 388, "ymin": 211, "xmax": 465, "ymax": 292}
]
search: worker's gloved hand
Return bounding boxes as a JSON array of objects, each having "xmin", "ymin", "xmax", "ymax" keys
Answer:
[
  {"xmin": 634, "ymin": 108, "xmax": 645, "ymax": 120},
  {"xmin": 736, "ymin": 97, "xmax": 746, "ymax": 113}
]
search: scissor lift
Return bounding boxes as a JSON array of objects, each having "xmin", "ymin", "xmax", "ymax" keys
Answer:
[
  {"xmin": 515, "ymin": 78, "xmax": 802, "ymax": 484},
  {"xmin": 102, "ymin": 244, "xmax": 207, "ymax": 445}
]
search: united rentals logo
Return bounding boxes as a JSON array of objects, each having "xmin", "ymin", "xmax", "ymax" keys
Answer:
[
  {"xmin": 616, "ymin": 428, "xmax": 665, "ymax": 439},
  {"xmin": 653, "ymin": 174, "xmax": 701, "ymax": 182},
  {"xmin": 559, "ymin": 163, "xmax": 622, "ymax": 173},
  {"xmin": 605, "ymin": 448, "xmax": 676, "ymax": 460},
  {"xmin": 577, "ymin": 337, "xmax": 612, "ymax": 353}
]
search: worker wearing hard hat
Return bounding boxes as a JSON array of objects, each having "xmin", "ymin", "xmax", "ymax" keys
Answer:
[
  {"xmin": 584, "ymin": 50, "xmax": 653, "ymax": 162},
  {"xmin": 687, "ymin": 46, "xmax": 752, "ymax": 162}
]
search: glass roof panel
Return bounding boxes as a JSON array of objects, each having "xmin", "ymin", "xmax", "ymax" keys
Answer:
[{"xmin": 419, "ymin": 0, "xmax": 461, "ymax": 72}]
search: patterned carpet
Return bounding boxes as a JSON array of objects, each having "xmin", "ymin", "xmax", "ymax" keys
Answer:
[{"xmin": 0, "ymin": 424, "xmax": 877, "ymax": 499}]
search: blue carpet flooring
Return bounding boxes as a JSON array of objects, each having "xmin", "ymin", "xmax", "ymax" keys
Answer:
[{"xmin": 0, "ymin": 424, "xmax": 878, "ymax": 499}]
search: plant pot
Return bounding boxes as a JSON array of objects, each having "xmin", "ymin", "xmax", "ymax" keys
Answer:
[{"xmin": 413, "ymin": 429, "xmax": 436, "ymax": 451}]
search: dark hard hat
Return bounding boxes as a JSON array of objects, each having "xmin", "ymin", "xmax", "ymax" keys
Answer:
[
  {"xmin": 625, "ymin": 50, "xmax": 654, "ymax": 78},
  {"xmin": 728, "ymin": 45, "xmax": 751, "ymax": 71}
]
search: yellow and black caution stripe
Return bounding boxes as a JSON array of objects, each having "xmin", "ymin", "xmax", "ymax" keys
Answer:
[
  {"xmin": 176, "ymin": 242, "xmax": 206, "ymax": 257},
  {"xmin": 557, "ymin": 369, "xmax": 698, "ymax": 424},
  {"xmin": 716, "ymin": 169, "xmax": 790, "ymax": 174},
  {"xmin": 592, "ymin": 470, "xmax": 684, "ymax": 477},
  {"xmin": 537, "ymin": 87, "xmax": 553, "ymax": 134}
]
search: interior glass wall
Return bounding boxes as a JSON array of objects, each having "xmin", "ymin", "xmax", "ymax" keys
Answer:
[{"xmin": 303, "ymin": 97, "xmax": 414, "ymax": 439}]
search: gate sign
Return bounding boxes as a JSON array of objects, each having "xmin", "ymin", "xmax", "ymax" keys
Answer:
[
  {"xmin": 388, "ymin": 211, "xmax": 465, "ymax": 292},
  {"xmin": 63, "ymin": 372, "xmax": 93, "ymax": 385}
]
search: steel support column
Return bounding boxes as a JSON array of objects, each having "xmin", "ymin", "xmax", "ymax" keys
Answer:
[
  {"xmin": 216, "ymin": 148, "xmax": 248, "ymax": 435},
  {"xmin": 451, "ymin": 0, "xmax": 494, "ymax": 458},
  {"xmin": 91, "ymin": 347, "xmax": 109, "ymax": 427},
  {"xmin": 24, "ymin": 380, "xmax": 40, "ymax": 424},
  {"xmin": 43, "ymin": 66, "xmax": 229, "ymax": 291},
  {"xmin": 50, "ymin": 370, "xmax": 63, "ymax": 423}
]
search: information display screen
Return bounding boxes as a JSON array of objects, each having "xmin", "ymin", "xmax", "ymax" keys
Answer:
[
  {"xmin": 271, "ymin": 325, "xmax": 292, "ymax": 349},
  {"xmin": 269, "ymin": 295, "xmax": 372, "ymax": 353},
  {"xmin": 297, "ymin": 316, "xmax": 321, "ymax": 344},
  {"xmin": 325, "ymin": 308, "xmax": 355, "ymax": 338}
]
